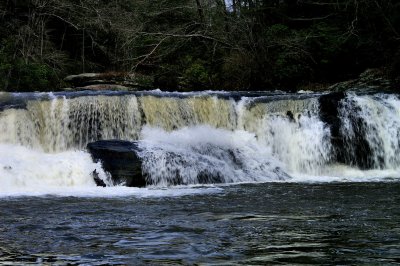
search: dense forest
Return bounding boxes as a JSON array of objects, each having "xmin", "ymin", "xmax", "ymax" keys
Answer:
[{"xmin": 0, "ymin": 0, "xmax": 399, "ymax": 91}]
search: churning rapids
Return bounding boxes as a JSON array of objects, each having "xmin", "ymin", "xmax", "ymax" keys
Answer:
[{"xmin": 0, "ymin": 90, "xmax": 399, "ymax": 195}]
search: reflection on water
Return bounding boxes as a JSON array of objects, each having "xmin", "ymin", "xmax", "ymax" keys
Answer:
[{"xmin": 0, "ymin": 182, "xmax": 399, "ymax": 265}]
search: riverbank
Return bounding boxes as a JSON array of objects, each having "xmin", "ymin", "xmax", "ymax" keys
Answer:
[{"xmin": 55, "ymin": 68, "xmax": 400, "ymax": 93}]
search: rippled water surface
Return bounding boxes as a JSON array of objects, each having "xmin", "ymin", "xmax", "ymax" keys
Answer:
[{"xmin": 0, "ymin": 182, "xmax": 399, "ymax": 265}]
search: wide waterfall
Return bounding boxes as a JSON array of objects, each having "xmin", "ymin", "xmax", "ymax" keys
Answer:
[{"xmin": 0, "ymin": 90, "xmax": 399, "ymax": 192}]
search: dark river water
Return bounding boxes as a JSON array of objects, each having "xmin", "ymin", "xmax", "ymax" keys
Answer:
[{"xmin": 0, "ymin": 182, "xmax": 399, "ymax": 265}]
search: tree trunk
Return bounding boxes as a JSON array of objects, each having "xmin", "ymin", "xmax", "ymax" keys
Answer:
[{"xmin": 195, "ymin": 0, "xmax": 204, "ymax": 22}]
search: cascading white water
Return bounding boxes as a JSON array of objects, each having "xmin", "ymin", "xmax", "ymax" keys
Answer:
[
  {"xmin": 0, "ymin": 143, "xmax": 109, "ymax": 194},
  {"xmin": 0, "ymin": 95, "xmax": 142, "ymax": 152},
  {"xmin": 236, "ymin": 97, "xmax": 332, "ymax": 174},
  {"xmin": 138, "ymin": 125, "xmax": 287, "ymax": 186},
  {"xmin": 0, "ymin": 91, "xmax": 399, "ymax": 193},
  {"xmin": 139, "ymin": 95, "xmax": 238, "ymax": 130},
  {"xmin": 339, "ymin": 93, "xmax": 400, "ymax": 169},
  {"xmin": 258, "ymin": 115, "xmax": 332, "ymax": 174}
]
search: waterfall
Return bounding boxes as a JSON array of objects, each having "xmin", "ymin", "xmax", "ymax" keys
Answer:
[
  {"xmin": 0, "ymin": 90, "xmax": 399, "ymax": 190},
  {"xmin": 236, "ymin": 97, "xmax": 332, "ymax": 174},
  {"xmin": 139, "ymin": 95, "xmax": 238, "ymax": 130},
  {"xmin": 338, "ymin": 93, "xmax": 400, "ymax": 169},
  {"xmin": 0, "ymin": 95, "xmax": 142, "ymax": 152}
]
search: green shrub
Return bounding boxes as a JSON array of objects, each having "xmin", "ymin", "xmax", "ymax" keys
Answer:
[{"xmin": 181, "ymin": 57, "xmax": 211, "ymax": 90}]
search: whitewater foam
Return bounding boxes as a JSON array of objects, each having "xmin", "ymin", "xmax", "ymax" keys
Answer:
[
  {"xmin": 0, "ymin": 144, "xmax": 108, "ymax": 192},
  {"xmin": 138, "ymin": 125, "xmax": 287, "ymax": 186},
  {"xmin": 0, "ymin": 143, "xmax": 225, "ymax": 198}
]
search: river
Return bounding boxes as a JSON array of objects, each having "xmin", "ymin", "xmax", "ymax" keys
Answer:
[{"xmin": 0, "ymin": 183, "xmax": 399, "ymax": 264}]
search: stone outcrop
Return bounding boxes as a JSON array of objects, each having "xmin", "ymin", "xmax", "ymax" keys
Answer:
[
  {"xmin": 328, "ymin": 68, "xmax": 392, "ymax": 92},
  {"xmin": 64, "ymin": 72, "xmax": 154, "ymax": 91},
  {"xmin": 87, "ymin": 140, "xmax": 146, "ymax": 187}
]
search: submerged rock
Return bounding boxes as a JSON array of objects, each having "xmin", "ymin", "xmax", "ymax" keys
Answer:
[{"xmin": 87, "ymin": 140, "xmax": 146, "ymax": 187}]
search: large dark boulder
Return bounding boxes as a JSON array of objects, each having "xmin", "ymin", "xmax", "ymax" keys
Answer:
[{"xmin": 87, "ymin": 140, "xmax": 146, "ymax": 187}]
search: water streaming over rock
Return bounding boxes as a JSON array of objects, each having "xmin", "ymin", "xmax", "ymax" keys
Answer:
[
  {"xmin": 138, "ymin": 126, "xmax": 288, "ymax": 186},
  {"xmin": 0, "ymin": 90, "xmax": 399, "ymax": 190},
  {"xmin": 0, "ymin": 95, "xmax": 142, "ymax": 152},
  {"xmin": 338, "ymin": 93, "xmax": 400, "ymax": 169}
]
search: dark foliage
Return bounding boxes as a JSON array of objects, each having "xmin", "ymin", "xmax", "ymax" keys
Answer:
[{"xmin": 0, "ymin": 0, "xmax": 399, "ymax": 91}]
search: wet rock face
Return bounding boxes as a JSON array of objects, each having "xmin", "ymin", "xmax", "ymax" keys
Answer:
[
  {"xmin": 319, "ymin": 92, "xmax": 345, "ymax": 137},
  {"xmin": 318, "ymin": 92, "xmax": 375, "ymax": 169},
  {"xmin": 87, "ymin": 140, "xmax": 146, "ymax": 187},
  {"xmin": 319, "ymin": 92, "xmax": 346, "ymax": 164}
]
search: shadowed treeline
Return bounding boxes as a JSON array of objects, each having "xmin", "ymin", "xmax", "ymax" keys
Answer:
[{"xmin": 0, "ymin": 0, "xmax": 399, "ymax": 91}]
